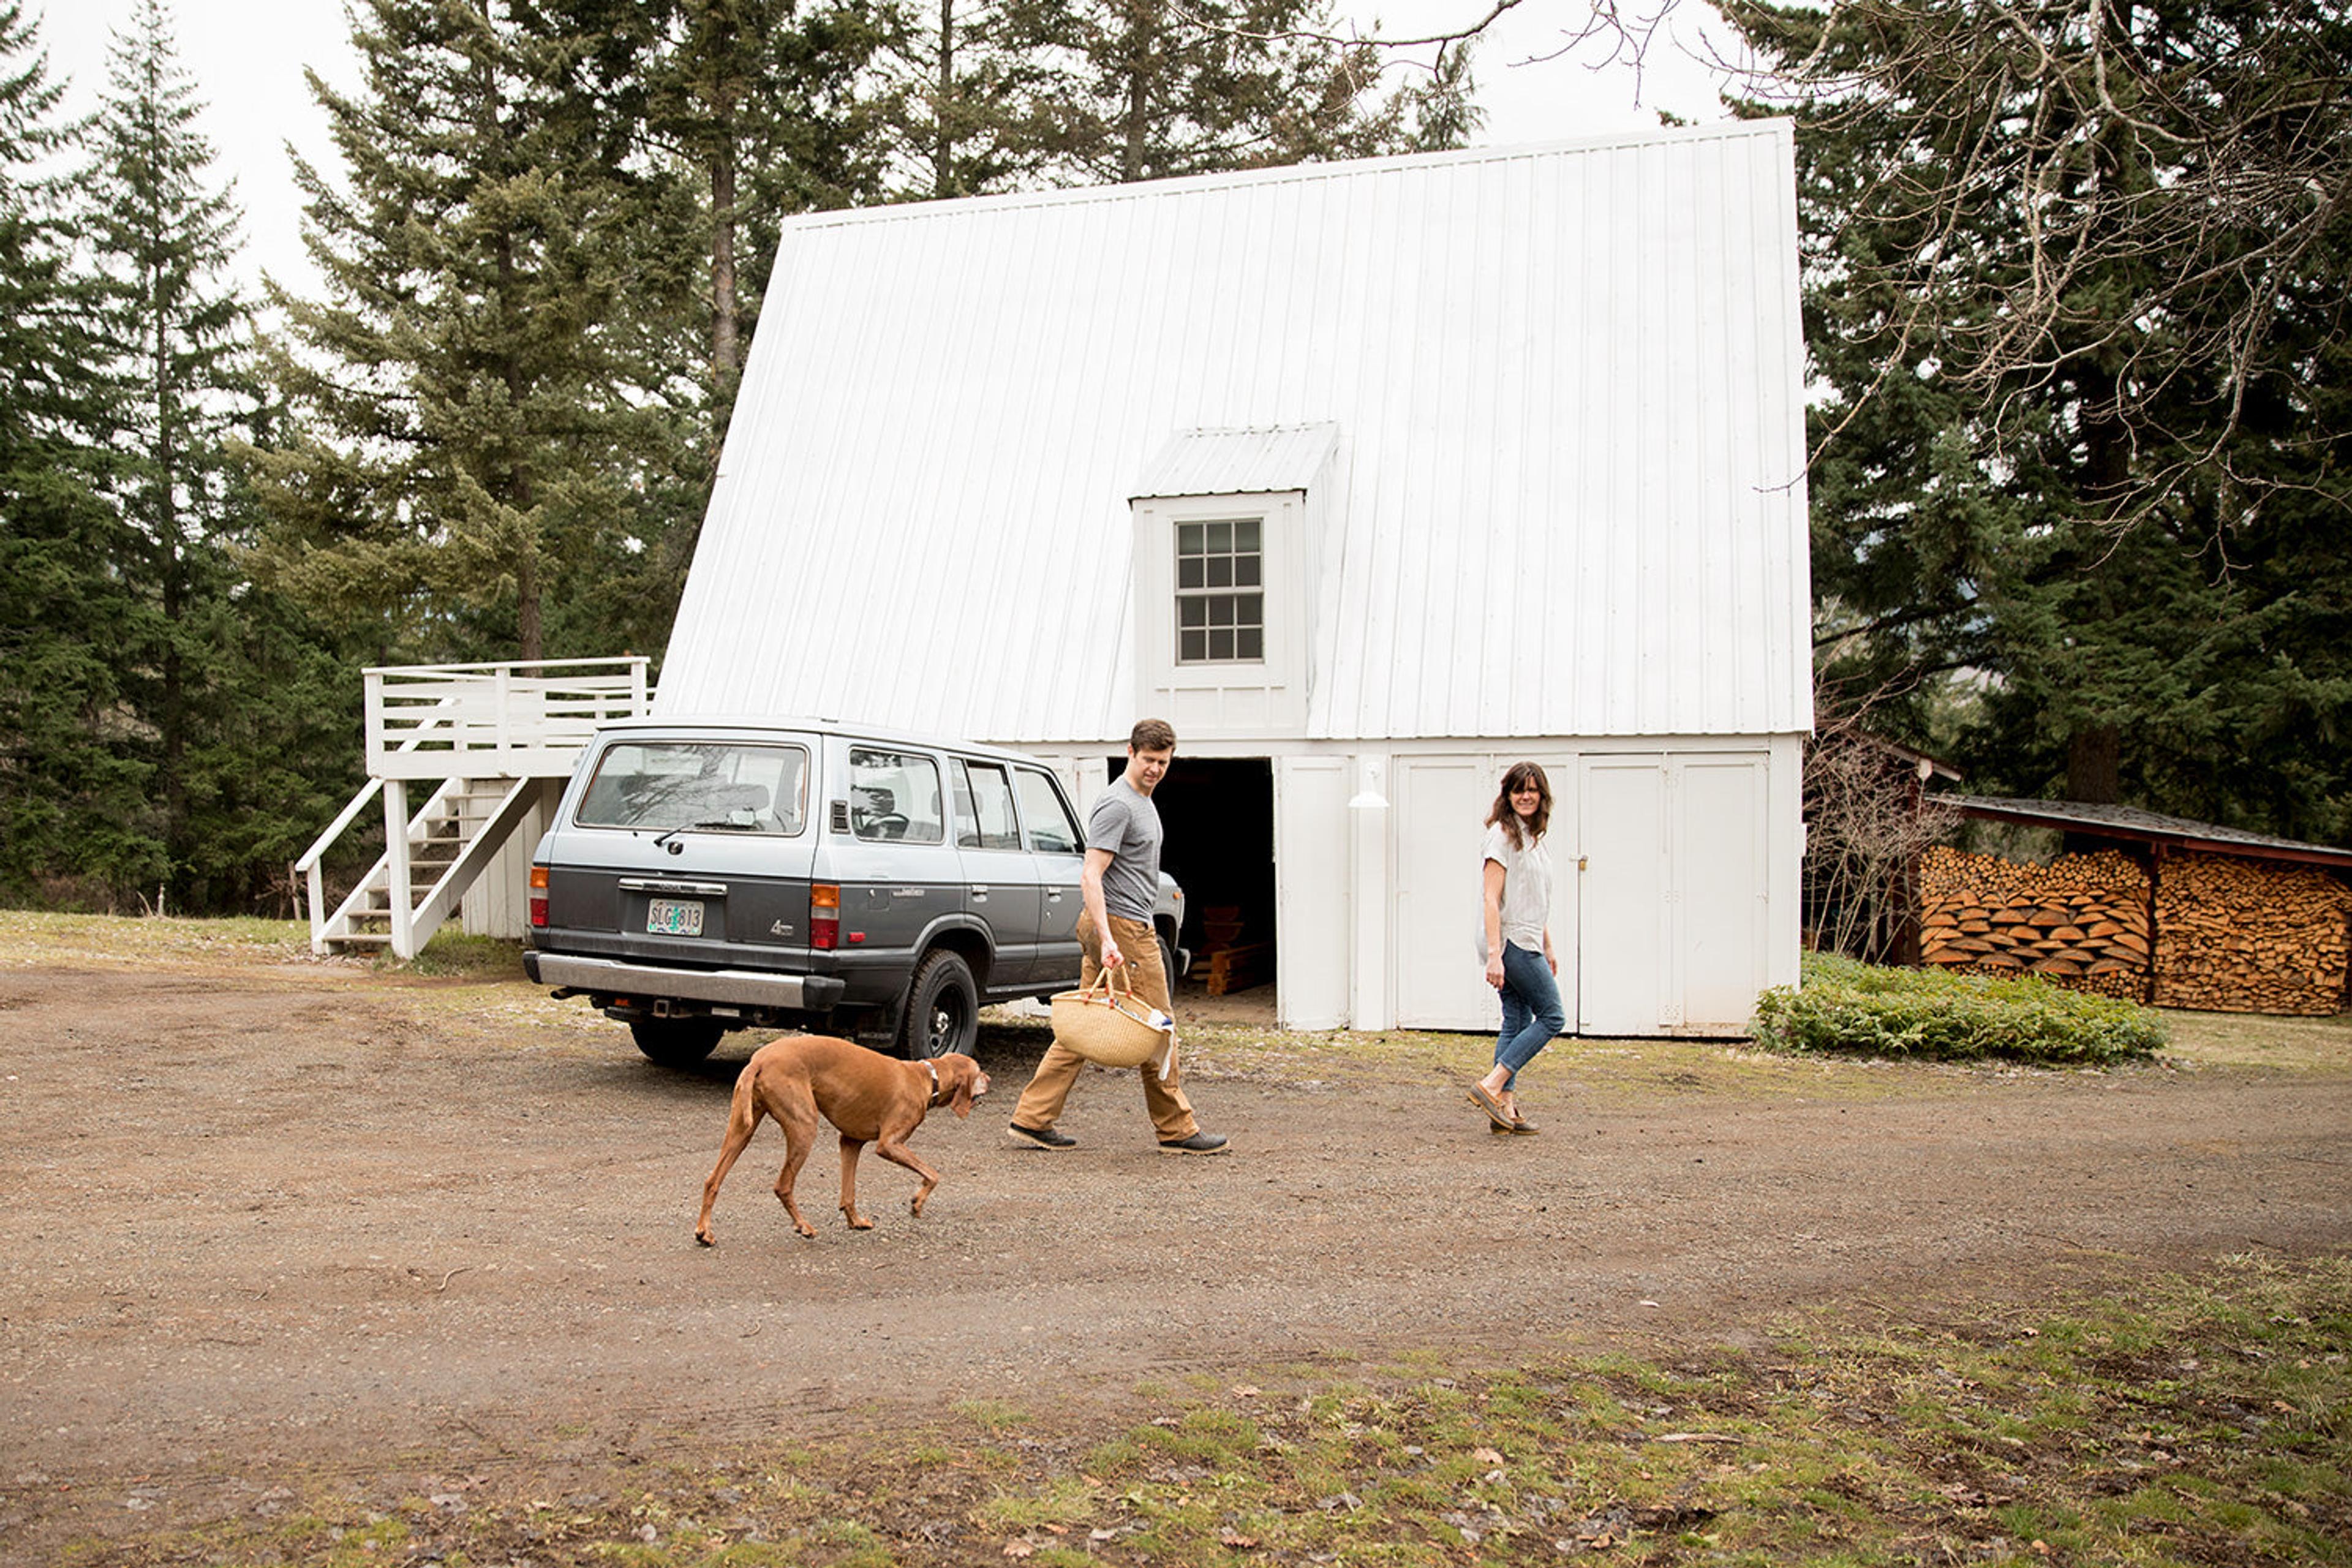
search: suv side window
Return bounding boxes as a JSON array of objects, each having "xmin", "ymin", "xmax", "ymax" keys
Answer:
[
  {"xmin": 1012, "ymin": 767, "xmax": 1082, "ymax": 854},
  {"xmin": 952, "ymin": 760, "xmax": 1022, "ymax": 850},
  {"xmin": 850, "ymin": 747, "xmax": 945, "ymax": 843}
]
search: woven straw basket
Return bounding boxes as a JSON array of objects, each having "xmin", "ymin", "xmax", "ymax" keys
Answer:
[{"xmin": 1049, "ymin": 969, "xmax": 1173, "ymax": 1068}]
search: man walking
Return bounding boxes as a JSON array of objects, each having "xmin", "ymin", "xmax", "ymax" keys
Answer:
[{"xmin": 1009, "ymin": 719, "xmax": 1228, "ymax": 1155}]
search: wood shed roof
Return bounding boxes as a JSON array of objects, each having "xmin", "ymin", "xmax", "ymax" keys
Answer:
[{"xmin": 1947, "ymin": 795, "xmax": 2352, "ymax": 871}]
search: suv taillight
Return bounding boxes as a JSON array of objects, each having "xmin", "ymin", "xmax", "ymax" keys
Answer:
[
  {"xmin": 810, "ymin": 883, "xmax": 839, "ymax": 949},
  {"xmin": 529, "ymin": 864, "xmax": 548, "ymax": 927}
]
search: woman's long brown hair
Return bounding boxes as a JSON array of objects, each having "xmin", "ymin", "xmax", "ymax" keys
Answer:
[{"xmin": 1485, "ymin": 761, "xmax": 1552, "ymax": 850}]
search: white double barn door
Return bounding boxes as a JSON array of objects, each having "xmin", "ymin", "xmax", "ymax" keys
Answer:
[{"xmin": 1390, "ymin": 750, "xmax": 1771, "ymax": 1035}]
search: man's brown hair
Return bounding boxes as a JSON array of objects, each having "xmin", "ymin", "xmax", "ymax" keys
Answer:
[{"xmin": 1130, "ymin": 718, "xmax": 1177, "ymax": 753}]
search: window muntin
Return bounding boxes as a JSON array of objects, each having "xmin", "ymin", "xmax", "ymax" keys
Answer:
[
  {"xmin": 1175, "ymin": 517, "xmax": 1264, "ymax": 663},
  {"xmin": 575, "ymin": 742, "xmax": 808, "ymax": 834},
  {"xmin": 951, "ymin": 759, "xmax": 1022, "ymax": 851},
  {"xmin": 1012, "ymin": 767, "xmax": 1082, "ymax": 855},
  {"xmin": 849, "ymin": 747, "xmax": 946, "ymax": 843}
]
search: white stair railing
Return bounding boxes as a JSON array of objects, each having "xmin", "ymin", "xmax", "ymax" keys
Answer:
[{"xmin": 296, "ymin": 657, "xmax": 652, "ymax": 956}]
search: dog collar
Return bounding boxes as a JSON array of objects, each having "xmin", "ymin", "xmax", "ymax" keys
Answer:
[{"xmin": 922, "ymin": 1058, "xmax": 941, "ymax": 1104}]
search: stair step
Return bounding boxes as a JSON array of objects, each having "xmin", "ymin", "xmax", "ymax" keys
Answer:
[{"xmin": 328, "ymin": 933, "xmax": 394, "ymax": 948}]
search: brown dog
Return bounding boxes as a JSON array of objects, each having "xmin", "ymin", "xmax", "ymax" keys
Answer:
[{"xmin": 695, "ymin": 1035, "xmax": 989, "ymax": 1243}]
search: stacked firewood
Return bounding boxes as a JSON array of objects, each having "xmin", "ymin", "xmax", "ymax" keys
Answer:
[
  {"xmin": 1916, "ymin": 847, "xmax": 2152, "ymax": 1000},
  {"xmin": 2152, "ymin": 853, "xmax": 2352, "ymax": 1016}
]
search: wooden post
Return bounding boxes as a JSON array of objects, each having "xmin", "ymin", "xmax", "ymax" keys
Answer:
[
  {"xmin": 386, "ymin": 778, "xmax": 414, "ymax": 960},
  {"xmin": 2144, "ymin": 843, "xmax": 2164, "ymax": 1007},
  {"xmin": 1348, "ymin": 756, "xmax": 1390, "ymax": 1031}
]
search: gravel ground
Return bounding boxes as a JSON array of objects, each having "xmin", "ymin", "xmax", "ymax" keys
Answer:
[{"xmin": 2, "ymin": 951, "xmax": 2347, "ymax": 1562}]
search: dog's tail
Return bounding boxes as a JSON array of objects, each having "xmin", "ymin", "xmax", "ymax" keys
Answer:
[{"xmin": 723, "ymin": 1055, "xmax": 766, "ymax": 1140}]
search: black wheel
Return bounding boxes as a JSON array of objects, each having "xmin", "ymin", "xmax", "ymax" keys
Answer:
[
  {"xmin": 1158, "ymin": 932, "xmax": 1179, "ymax": 990},
  {"xmin": 899, "ymin": 949, "xmax": 978, "ymax": 1059},
  {"xmin": 630, "ymin": 1016, "xmax": 725, "ymax": 1066}
]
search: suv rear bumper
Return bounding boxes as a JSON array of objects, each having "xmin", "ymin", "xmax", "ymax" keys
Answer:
[{"xmin": 523, "ymin": 951, "xmax": 847, "ymax": 1011}]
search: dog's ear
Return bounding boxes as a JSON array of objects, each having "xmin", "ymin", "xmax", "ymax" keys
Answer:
[{"xmin": 951, "ymin": 1058, "xmax": 987, "ymax": 1119}]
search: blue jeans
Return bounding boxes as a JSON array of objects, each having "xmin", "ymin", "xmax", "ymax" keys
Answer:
[{"xmin": 1494, "ymin": 941, "xmax": 1565, "ymax": 1086}]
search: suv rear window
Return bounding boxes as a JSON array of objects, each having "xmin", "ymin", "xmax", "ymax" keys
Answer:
[{"xmin": 576, "ymin": 742, "xmax": 809, "ymax": 834}]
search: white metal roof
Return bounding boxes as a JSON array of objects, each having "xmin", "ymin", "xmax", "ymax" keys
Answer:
[{"xmin": 655, "ymin": 122, "xmax": 1814, "ymax": 744}]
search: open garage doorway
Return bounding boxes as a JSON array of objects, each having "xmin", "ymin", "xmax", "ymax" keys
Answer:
[{"xmin": 1109, "ymin": 755, "xmax": 1275, "ymax": 1003}]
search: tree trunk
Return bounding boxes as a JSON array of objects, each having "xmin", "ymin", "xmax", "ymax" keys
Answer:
[
  {"xmin": 517, "ymin": 545, "xmax": 541, "ymax": 662},
  {"xmin": 712, "ymin": 133, "xmax": 738, "ymax": 379},
  {"xmin": 931, "ymin": 0, "xmax": 955, "ymax": 198},
  {"xmin": 709, "ymin": 4, "xmax": 741, "ymax": 380},
  {"xmin": 1120, "ymin": 10, "xmax": 1152, "ymax": 182},
  {"xmin": 154, "ymin": 265, "xmax": 187, "ymax": 891},
  {"xmin": 2068, "ymin": 724, "xmax": 2121, "ymax": 804}
]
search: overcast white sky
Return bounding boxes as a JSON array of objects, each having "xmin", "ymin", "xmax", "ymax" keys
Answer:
[{"xmin": 33, "ymin": 0, "xmax": 1736, "ymax": 307}]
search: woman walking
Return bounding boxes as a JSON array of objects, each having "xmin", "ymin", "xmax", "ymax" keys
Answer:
[{"xmin": 1470, "ymin": 762, "xmax": 1564, "ymax": 1133}]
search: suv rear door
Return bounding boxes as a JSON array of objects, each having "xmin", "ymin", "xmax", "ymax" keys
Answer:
[
  {"xmin": 1013, "ymin": 764, "xmax": 1087, "ymax": 986},
  {"xmin": 951, "ymin": 756, "xmax": 1043, "ymax": 986},
  {"xmin": 827, "ymin": 741, "xmax": 963, "ymax": 997}
]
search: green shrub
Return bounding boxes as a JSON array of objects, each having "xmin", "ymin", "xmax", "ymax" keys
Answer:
[{"xmin": 1752, "ymin": 954, "xmax": 2167, "ymax": 1065}]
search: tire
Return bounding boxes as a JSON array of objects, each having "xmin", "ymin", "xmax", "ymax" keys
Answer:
[
  {"xmin": 899, "ymin": 949, "xmax": 979, "ymax": 1059},
  {"xmin": 1158, "ymin": 932, "xmax": 1180, "ymax": 991},
  {"xmin": 630, "ymin": 1016, "xmax": 725, "ymax": 1066}
]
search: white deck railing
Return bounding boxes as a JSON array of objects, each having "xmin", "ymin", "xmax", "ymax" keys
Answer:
[
  {"xmin": 364, "ymin": 657, "xmax": 652, "ymax": 780},
  {"xmin": 295, "ymin": 658, "xmax": 653, "ymax": 952}
]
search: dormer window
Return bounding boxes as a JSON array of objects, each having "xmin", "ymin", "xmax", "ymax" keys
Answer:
[
  {"xmin": 1176, "ymin": 518, "xmax": 1265, "ymax": 663},
  {"xmin": 1129, "ymin": 422, "xmax": 1339, "ymax": 738}
]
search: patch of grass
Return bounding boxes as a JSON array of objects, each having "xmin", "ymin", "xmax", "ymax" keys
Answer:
[
  {"xmin": 1754, "ymin": 952, "xmax": 2168, "ymax": 1064},
  {"xmin": 948, "ymin": 1397, "xmax": 1030, "ymax": 1433},
  {"xmin": 970, "ymin": 1474, "xmax": 1097, "ymax": 1531},
  {"xmin": 2158, "ymin": 1006, "xmax": 2352, "ymax": 1071},
  {"xmin": 64, "ymin": 1253, "xmax": 2352, "ymax": 1568},
  {"xmin": 385, "ymin": 928, "xmax": 527, "ymax": 978},
  {"xmin": 0, "ymin": 908, "xmax": 313, "ymax": 968}
]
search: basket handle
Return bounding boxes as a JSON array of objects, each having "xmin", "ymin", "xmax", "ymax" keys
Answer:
[{"xmin": 1079, "ymin": 960, "xmax": 1140, "ymax": 1005}]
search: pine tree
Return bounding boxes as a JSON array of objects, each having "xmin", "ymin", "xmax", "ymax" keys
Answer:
[
  {"xmin": 247, "ymin": 0, "xmax": 676, "ymax": 665},
  {"xmin": 0, "ymin": 1, "xmax": 166, "ymax": 902},
  {"xmin": 77, "ymin": 0, "xmax": 274, "ymax": 902},
  {"xmin": 1015, "ymin": 0, "xmax": 1471, "ymax": 184},
  {"xmin": 876, "ymin": 0, "xmax": 1059, "ymax": 198},
  {"xmin": 1729, "ymin": 0, "xmax": 2352, "ymax": 839}
]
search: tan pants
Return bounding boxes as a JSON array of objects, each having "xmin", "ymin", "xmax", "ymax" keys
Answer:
[{"xmin": 1012, "ymin": 911, "xmax": 1197, "ymax": 1140}]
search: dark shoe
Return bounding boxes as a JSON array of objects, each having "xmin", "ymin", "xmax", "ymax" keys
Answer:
[
  {"xmin": 1467, "ymin": 1083, "xmax": 1515, "ymax": 1131},
  {"xmin": 1158, "ymin": 1131, "xmax": 1231, "ymax": 1155},
  {"xmin": 1009, "ymin": 1121, "xmax": 1076, "ymax": 1150},
  {"xmin": 1507, "ymin": 1112, "xmax": 1540, "ymax": 1135}
]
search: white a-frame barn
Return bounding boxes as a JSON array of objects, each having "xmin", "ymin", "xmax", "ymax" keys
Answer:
[{"xmin": 654, "ymin": 121, "xmax": 1814, "ymax": 1034}]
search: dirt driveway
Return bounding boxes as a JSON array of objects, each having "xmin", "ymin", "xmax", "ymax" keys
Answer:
[{"xmin": 2, "ymin": 935, "xmax": 2348, "ymax": 1561}]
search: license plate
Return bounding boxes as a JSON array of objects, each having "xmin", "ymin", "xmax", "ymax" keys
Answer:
[{"xmin": 646, "ymin": 897, "xmax": 705, "ymax": 937}]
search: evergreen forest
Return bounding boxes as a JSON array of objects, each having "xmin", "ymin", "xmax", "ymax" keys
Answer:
[{"xmin": 1, "ymin": 0, "xmax": 2346, "ymax": 918}]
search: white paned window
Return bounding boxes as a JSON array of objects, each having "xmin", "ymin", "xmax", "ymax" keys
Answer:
[{"xmin": 1175, "ymin": 518, "xmax": 1264, "ymax": 663}]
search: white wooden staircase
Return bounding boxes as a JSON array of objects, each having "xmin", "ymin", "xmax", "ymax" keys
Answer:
[
  {"xmin": 308, "ymin": 776, "xmax": 549, "ymax": 954},
  {"xmin": 298, "ymin": 659, "xmax": 652, "ymax": 959}
]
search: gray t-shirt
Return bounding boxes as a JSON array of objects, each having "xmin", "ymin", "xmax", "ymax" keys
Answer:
[{"xmin": 1087, "ymin": 776, "xmax": 1163, "ymax": 922}]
